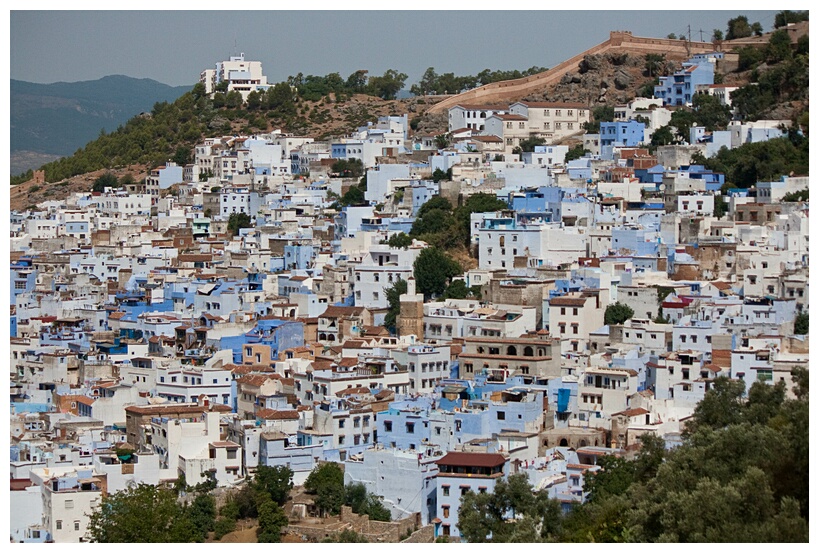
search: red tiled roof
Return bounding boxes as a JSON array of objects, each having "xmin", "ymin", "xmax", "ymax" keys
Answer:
[
  {"xmin": 612, "ymin": 407, "xmax": 649, "ymax": 417},
  {"xmin": 256, "ymin": 409, "xmax": 300, "ymax": 420},
  {"xmin": 436, "ymin": 452, "xmax": 506, "ymax": 468}
]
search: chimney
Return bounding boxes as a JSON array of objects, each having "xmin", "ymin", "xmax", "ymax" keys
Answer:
[{"xmin": 407, "ymin": 276, "xmax": 416, "ymax": 296}]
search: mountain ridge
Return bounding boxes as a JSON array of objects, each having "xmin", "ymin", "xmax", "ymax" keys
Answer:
[{"xmin": 10, "ymin": 75, "xmax": 191, "ymax": 173}]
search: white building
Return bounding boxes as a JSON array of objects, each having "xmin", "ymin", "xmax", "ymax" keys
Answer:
[
  {"xmin": 200, "ymin": 53, "xmax": 270, "ymax": 100},
  {"xmin": 448, "ymin": 104, "xmax": 508, "ymax": 132},
  {"xmin": 353, "ymin": 244, "xmax": 423, "ymax": 310}
]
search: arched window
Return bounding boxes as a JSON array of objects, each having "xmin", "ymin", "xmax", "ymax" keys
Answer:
[
  {"xmin": 523, "ymin": 346, "xmax": 534, "ymax": 356},
  {"xmin": 506, "ymin": 346, "xmax": 517, "ymax": 356}
]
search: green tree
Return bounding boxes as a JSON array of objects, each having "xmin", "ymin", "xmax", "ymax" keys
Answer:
[
  {"xmin": 413, "ymin": 247, "xmax": 462, "ymax": 299},
  {"xmin": 225, "ymin": 90, "xmax": 243, "ymax": 108},
  {"xmin": 713, "ymin": 194, "xmax": 728, "ymax": 219},
  {"xmin": 383, "ymin": 278, "xmax": 407, "ymax": 332},
  {"xmin": 712, "ymin": 29, "xmax": 724, "ymax": 41},
  {"xmin": 344, "ymin": 483, "xmax": 391, "ymax": 521},
  {"xmin": 604, "ymin": 302, "xmax": 634, "ymax": 325},
  {"xmin": 367, "ymin": 69, "xmax": 408, "ymax": 100},
  {"xmin": 119, "ymin": 173, "xmax": 135, "ymax": 185},
  {"xmin": 173, "ymin": 145, "xmax": 191, "ymax": 166},
  {"xmin": 411, "ymin": 67, "xmax": 439, "ymax": 95},
  {"xmin": 304, "ymin": 463, "xmax": 345, "ymax": 517},
  {"xmin": 246, "ymin": 90, "xmax": 262, "ymax": 110},
  {"xmin": 340, "ymin": 185, "xmax": 365, "ymax": 206},
  {"xmin": 345, "ymin": 70, "xmax": 369, "ymax": 92},
  {"xmin": 430, "ymin": 168, "xmax": 451, "ymax": 183},
  {"xmin": 410, "ymin": 207, "xmax": 452, "ymax": 236},
  {"xmin": 86, "ymin": 484, "xmax": 197, "ymax": 542},
  {"xmin": 565, "ymin": 144, "xmax": 590, "ymax": 163},
  {"xmin": 387, "ymin": 232, "xmax": 413, "ymax": 249},
  {"xmin": 683, "ymin": 376, "xmax": 746, "ymax": 435},
  {"xmin": 454, "ymin": 192, "xmax": 509, "ymax": 248},
  {"xmin": 518, "ymin": 136, "xmax": 546, "ymax": 152},
  {"xmin": 766, "ymin": 29, "xmax": 794, "ymax": 64},
  {"xmin": 434, "ymin": 133, "xmax": 451, "ymax": 150},
  {"xmin": 332, "ymin": 158, "xmax": 364, "ymax": 178},
  {"xmin": 726, "ymin": 15, "xmax": 755, "ymax": 40},
  {"xmin": 191, "ymin": 82, "xmax": 207, "ymax": 100},
  {"xmin": 187, "ymin": 493, "xmax": 217, "ymax": 541},
  {"xmin": 253, "ymin": 465, "xmax": 294, "ymax": 506},
  {"xmin": 92, "ymin": 172, "xmax": 119, "ymax": 193},
  {"xmin": 691, "ymin": 93, "xmax": 732, "ymax": 131},
  {"xmin": 443, "ymin": 279, "xmax": 472, "ymax": 299},
  {"xmin": 650, "ymin": 125, "xmax": 675, "ymax": 148},
  {"xmin": 737, "ymin": 46, "xmax": 764, "ymax": 71},
  {"xmin": 227, "ymin": 212, "xmax": 252, "ymax": 236},
  {"xmin": 794, "ymin": 312, "xmax": 808, "ymax": 335},
  {"xmin": 267, "ymin": 82, "xmax": 296, "ymax": 115},
  {"xmin": 458, "ymin": 473, "xmax": 563, "ymax": 543},
  {"xmin": 775, "ymin": 10, "xmax": 809, "ymax": 28},
  {"xmin": 256, "ymin": 498, "xmax": 288, "ymax": 543}
]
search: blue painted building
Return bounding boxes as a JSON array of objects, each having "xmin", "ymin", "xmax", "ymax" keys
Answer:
[
  {"xmin": 611, "ymin": 227, "xmax": 661, "ymax": 257},
  {"xmin": 654, "ymin": 58, "xmax": 715, "ymax": 107},
  {"xmin": 283, "ymin": 244, "xmax": 315, "ymax": 271},
  {"xmin": 510, "ymin": 187, "xmax": 562, "ymax": 223},
  {"xmin": 219, "ymin": 319, "xmax": 304, "ymax": 364},
  {"xmin": 600, "ymin": 120, "xmax": 646, "ymax": 159},
  {"xmin": 10, "ymin": 257, "xmax": 37, "ymax": 305}
]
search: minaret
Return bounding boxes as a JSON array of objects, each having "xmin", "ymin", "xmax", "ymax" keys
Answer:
[{"xmin": 398, "ymin": 276, "xmax": 424, "ymax": 339}]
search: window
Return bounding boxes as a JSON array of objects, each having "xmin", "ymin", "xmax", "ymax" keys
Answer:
[
  {"xmin": 338, "ymin": 435, "xmax": 345, "ymax": 445},
  {"xmin": 56, "ymin": 521, "xmax": 62, "ymax": 530},
  {"xmin": 442, "ymin": 485, "xmax": 450, "ymax": 496},
  {"xmin": 406, "ymin": 422, "xmax": 415, "ymax": 434},
  {"xmin": 65, "ymin": 500, "xmax": 74, "ymax": 509},
  {"xmin": 338, "ymin": 419, "xmax": 345, "ymax": 429},
  {"xmin": 442, "ymin": 506, "xmax": 450, "ymax": 518},
  {"xmin": 227, "ymin": 449, "xmax": 237, "ymax": 460},
  {"xmin": 497, "ymin": 411, "xmax": 505, "ymax": 420},
  {"xmin": 384, "ymin": 420, "xmax": 392, "ymax": 432}
]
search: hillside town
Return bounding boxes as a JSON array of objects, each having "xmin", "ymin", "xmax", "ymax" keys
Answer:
[{"xmin": 9, "ymin": 36, "xmax": 809, "ymax": 543}]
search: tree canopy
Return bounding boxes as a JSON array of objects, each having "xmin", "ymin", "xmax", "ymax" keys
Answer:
[
  {"xmin": 413, "ymin": 247, "xmax": 462, "ymax": 299},
  {"xmin": 86, "ymin": 483, "xmax": 207, "ymax": 543},
  {"xmin": 604, "ymin": 302, "xmax": 634, "ymax": 325},
  {"xmin": 304, "ymin": 463, "xmax": 346, "ymax": 517}
]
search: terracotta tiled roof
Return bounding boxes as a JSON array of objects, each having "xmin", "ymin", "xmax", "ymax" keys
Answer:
[
  {"xmin": 256, "ymin": 409, "xmax": 300, "ymax": 420},
  {"xmin": 436, "ymin": 452, "xmax": 506, "ymax": 468},
  {"xmin": 320, "ymin": 305, "xmax": 366, "ymax": 319},
  {"xmin": 612, "ymin": 407, "xmax": 649, "ymax": 417},
  {"xmin": 549, "ymin": 296, "xmax": 587, "ymax": 307}
]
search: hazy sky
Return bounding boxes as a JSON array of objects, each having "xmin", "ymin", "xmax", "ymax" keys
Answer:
[{"xmin": 11, "ymin": 9, "xmax": 782, "ymax": 89}]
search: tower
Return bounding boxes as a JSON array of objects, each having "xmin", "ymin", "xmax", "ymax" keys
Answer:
[{"xmin": 397, "ymin": 277, "xmax": 424, "ymax": 339}]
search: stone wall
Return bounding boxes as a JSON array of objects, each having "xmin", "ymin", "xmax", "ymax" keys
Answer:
[
  {"xmin": 427, "ymin": 32, "xmax": 716, "ymax": 114},
  {"xmin": 401, "ymin": 524, "xmax": 435, "ymax": 543},
  {"xmin": 285, "ymin": 507, "xmax": 422, "ymax": 543}
]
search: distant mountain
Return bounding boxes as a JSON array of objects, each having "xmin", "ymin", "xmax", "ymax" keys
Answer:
[{"xmin": 11, "ymin": 75, "xmax": 190, "ymax": 170}]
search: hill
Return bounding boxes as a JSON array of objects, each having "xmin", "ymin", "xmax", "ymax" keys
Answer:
[
  {"xmin": 9, "ymin": 25, "xmax": 807, "ymax": 210},
  {"xmin": 10, "ymin": 75, "xmax": 190, "ymax": 173}
]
